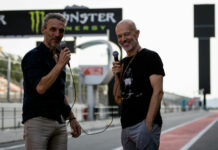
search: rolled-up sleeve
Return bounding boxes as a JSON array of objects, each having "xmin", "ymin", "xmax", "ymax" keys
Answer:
[{"xmin": 22, "ymin": 53, "xmax": 44, "ymax": 94}]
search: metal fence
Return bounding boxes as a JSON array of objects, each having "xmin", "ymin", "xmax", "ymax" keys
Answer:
[
  {"xmin": 0, "ymin": 105, "xmax": 119, "ymax": 130},
  {"xmin": 0, "ymin": 107, "xmax": 22, "ymax": 129},
  {"xmin": 0, "ymin": 104, "xmax": 190, "ymax": 130}
]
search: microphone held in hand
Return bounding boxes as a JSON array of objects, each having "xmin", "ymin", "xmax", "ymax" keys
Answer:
[
  {"xmin": 112, "ymin": 51, "xmax": 120, "ymax": 78},
  {"xmin": 113, "ymin": 51, "xmax": 119, "ymax": 61},
  {"xmin": 60, "ymin": 41, "xmax": 67, "ymax": 49},
  {"xmin": 60, "ymin": 41, "xmax": 70, "ymax": 67}
]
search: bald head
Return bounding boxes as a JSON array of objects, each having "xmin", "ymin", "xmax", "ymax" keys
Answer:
[
  {"xmin": 115, "ymin": 19, "xmax": 140, "ymax": 56},
  {"xmin": 116, "ymin": 19, "xmax": 137, "ymax": 32}
]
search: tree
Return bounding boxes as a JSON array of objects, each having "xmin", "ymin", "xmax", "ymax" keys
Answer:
[{"xmin": 0, "ymin": 53, "xmax": 23, "ymax": 85}]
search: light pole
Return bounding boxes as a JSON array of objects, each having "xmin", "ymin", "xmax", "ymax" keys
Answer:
[{"xmin": 7, "ymin": 56, "xmax": 11, "ymax": 102}]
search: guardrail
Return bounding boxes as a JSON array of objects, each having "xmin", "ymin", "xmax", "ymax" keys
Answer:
[
  {"xmin": 0, "ymin": 106, "xmax": 120, "ymax": 129},
  {"xmin": 161, "ymin": 105, "xmax": 182, "ymax": 113},
  {"xmin": 0, "ymin": 105, "xmax": 195, "ymax": 130},
  {"xmin": 0, "ymin": 107, "xmax": 22, "ymax": 129}
]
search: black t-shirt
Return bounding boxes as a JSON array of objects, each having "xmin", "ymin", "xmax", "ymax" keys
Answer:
[
  {"xmin": 21, "ymin": 43, "xmax": 71, "ymax": 123},
  {"xmin": 120, "ymin": 48, "xmax": 165, "ymax": 128}
]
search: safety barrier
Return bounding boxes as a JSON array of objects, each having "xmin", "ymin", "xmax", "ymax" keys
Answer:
[
  {"xmin": 0, "ymin": 105, "xmax": 120, "ymax": 129},
  {"xmin": 0, "ymin": 104, "xmax": 189, "ymax": 129},
  {"xmin": 0, "ymin": 107, "xmax": 22, "ymax": 129}
]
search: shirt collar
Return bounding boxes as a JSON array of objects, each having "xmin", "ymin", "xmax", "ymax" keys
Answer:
[{"xmin": 38, "ymin": 42, "xmax": 54, "ymax": 58}]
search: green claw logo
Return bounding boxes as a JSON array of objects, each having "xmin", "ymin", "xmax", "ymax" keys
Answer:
[{"xmin": 29, "ymin": 11, "xmax": 45, "ymax": 34}]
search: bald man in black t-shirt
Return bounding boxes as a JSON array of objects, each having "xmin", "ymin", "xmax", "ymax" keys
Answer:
[{"xmin": 112, "ymin": 19, "xmax": 165, "ymax": 150}]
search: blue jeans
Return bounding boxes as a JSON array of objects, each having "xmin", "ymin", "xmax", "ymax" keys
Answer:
[
  {"xmin": 24, "ymin": 117, "xmax": 67, "ymax": 150},
  {"xmin": 121, "ymin": 120, "xmax": 161, "ymax": 150}
]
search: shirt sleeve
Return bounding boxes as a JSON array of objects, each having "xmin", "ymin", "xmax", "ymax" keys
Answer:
[
  {"xmin": 22, "ymin": 52, "xmax": 44, "ymax": 93},
  {"xmin": 148, "ymin": 52, "xmax": 165, "ymax": 77}
]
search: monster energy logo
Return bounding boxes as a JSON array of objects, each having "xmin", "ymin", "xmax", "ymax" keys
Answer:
[
  {"xmin": 0, "ymin": 15, "xmax": 7, "ymax": 25},
  {"xmin": 29, "ymin": 11, "xmax": 45, "ymax": 34}
]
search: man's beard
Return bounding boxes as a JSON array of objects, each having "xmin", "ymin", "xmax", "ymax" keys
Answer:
[
  {"xmin": 123, "ymin": 38, "xmax": 137, "ymax": 52},
  {"xmin": 48, "ymin": 38, "xmax": 61, "ymax": 49}
]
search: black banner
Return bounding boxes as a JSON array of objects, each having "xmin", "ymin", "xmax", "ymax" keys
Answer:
[
  {"xmin": 0, "ymin": 8, "xmax": 122, "ymax": 36},
  {"xmin": 194, "ymin": 4, "xmax": 215, "ymax": 37}
]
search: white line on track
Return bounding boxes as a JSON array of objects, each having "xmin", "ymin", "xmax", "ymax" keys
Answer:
[
  {"xmin": 180, "ymin": 118, "xmax": 218, "ymax": 150},
  {"xmin": 161, "ymin": 113, "xmax": 212, "ymax": 134},
  {"xmin": 0, "ymin": 144, "xmax": 25, "ymax": 150},
  {"xmin": 112, "ymin": 114, "xmax": 214, "ymax": 150},
  {"xmin": 112, "ymin": 146, "xmax": 123, "ymax": 150}
]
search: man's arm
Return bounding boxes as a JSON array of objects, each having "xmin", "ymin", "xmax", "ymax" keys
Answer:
[
  {"xmin": 36, "ymin": 48, "xmax": 70, "ymax": 95},
  {"xmin": 36, "ymin": 64, "xmax": 63, "ymax": 94},
  {"xmin": 64, "ymin": 96, "xmax": 76, "ymax": 120},
  {"xmin": 146, "ymin": 74, "xmax": 164, "ymax": 132},
  {"xmin": 113, "ymin": 75, "xmax": 122, "ymax": 104},
  {"xmin": 112, "ymin": 61, "xmax": 122, "ymax": 104},
  {"xmin": 64, "ymin": 96, "xmax": 81, "ymax": 138}
]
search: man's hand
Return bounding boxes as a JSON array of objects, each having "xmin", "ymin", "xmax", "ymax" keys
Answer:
[
  {"xmin": 112, "ymin": 61, "xmax": 122, "ymax": 104},
  {"xmin": 112, "ymin": 61, "xmax": 121, "ymax": 77},
  {"xmin": 58, "ymin": 48, "xmax": 71, "ymax": 68},
  {"xmin": 145, "ymin": 119, "xmax": 153, "ymax": 133},
  {"xmin": 69, "ymin": 119, "xmax": 81, "ymax": 138}
]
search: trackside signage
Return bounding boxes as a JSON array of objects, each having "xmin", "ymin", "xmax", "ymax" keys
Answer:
[
  {"xmin": 0, "ymin": 8, "xmax": 122, "ymax": 36},
  {"xmin": 80, "ymin": 66, "xmax": 104, "ymax": 76}
]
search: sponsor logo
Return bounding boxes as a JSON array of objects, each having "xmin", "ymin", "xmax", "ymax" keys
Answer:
[
  {"xmin": 0, "ymin": 15, "xmax": 7, "ymax": 25},
  {"xmin": 62, "ymin": 11, "xmax": 117, "ymax": 24},
  {"xmin": 28, "ymin": 10, "xmax": 117, "ymax": 34},
  {"xmin": 65, "ymin": 24, "xmax": 106, "ymax": 32},
  {"xmin": 63, "ymin": 11, "xmax": 116, "ymax": 32},
  {"xmin": 29, "ymin": 11, "xmax": 45, "ymax": 34}
]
